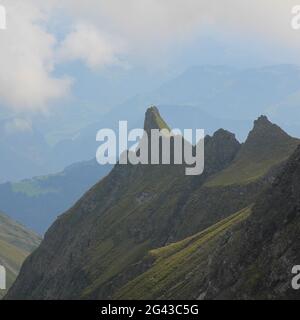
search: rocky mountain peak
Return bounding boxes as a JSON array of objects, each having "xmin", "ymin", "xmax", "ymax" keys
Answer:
[
  {"xmin": 204, "ymin": 129, "xmax": 240, "ymax": 172},
  {"xmin": 143, "ymin": 106, "xmax": 171, "ymax": 135},
  {"xmin": 212, "ymin": 128, "xmax": 238, "ymax": 141},
  {"xmin": 247, "ymin": 115, "xmax": 290, "ymax": 144},
  {"xmin": 254, "ymin": 115, "xmax": 270, "ymax": 125}
]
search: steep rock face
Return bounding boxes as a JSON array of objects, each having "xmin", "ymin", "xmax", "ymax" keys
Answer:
[
  {"xmin": 5, "ymin": 108, "xmax": 298, "ymax": 300},
  {"xmin": 143, "ymin": 106, "xmax": 171, "ymax": 135},
  {"xmin": 116, "ymin": 146, "xmax": 300, "ymax": 300},
  {"xmin": 204, "ymin": 129, "xmax": 241, "ymax": 175},
  {"xmin": 204, "ymin": 145, "xmax": 300, "ymax": 299}
]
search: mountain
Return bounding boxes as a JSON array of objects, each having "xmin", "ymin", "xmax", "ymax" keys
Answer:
[
  {"xmin": 51, "ymin": 104, "xmax": 249, "ymax": 168},
  {"xmin": 50, "ymin": 65, "xmax": 300, "ymax": 168},
  {"xmin": 114, "ymin": 145, "xmax": 300, "ymax": 300},
  {"xmin": 140, "ymin": 65, "xmax": 300, "ymax": 120},
  {"xmin": 0, "ymin": 160, "xmax": 112, "ymax": 234},
  {"xmin": 206, "ymin": 115, "xmax": 300, "ymax": 186},
  {"xmin": 5, "ymin": 107, "xmax": 299, "ymax": 300},
  {"xmin": 3, "ymin": 65, "xmax": 300, "ymax": 183},
  {"xmin": 113, "ymin": 207, "xmax": 252, "ymax": 299},
  {"xmin": 0, "ymin": 211, "xmax": 41, "ymax": 298}
]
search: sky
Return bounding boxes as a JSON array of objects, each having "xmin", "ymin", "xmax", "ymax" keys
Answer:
[{"xmin": 0, "ymin": 0, "xmax": 300, "ymax": 114}]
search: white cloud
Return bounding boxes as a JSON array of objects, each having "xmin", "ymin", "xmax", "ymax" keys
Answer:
[
  {"xmin": 0, "ymin": 1, "xmax": 72, "ymax": 111},
  {"xmin": 0, "ymin": 0, "xmax": 300, "ymax": 112},
  {"xmin": 57, "ymin": 23, "xmax": 123, "ymax": 70},
  {"xmin": 56, "ymin": 0, "xmax": 300, "ymax": 55}
]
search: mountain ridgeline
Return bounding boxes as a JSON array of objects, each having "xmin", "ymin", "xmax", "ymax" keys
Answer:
[
  {"xmin": 3, "ymin": 64, "xmax": 300, "ymax": 183},
  {"xmin": 6, "ymin": 107, "xmax": 300, "ymax": 300}
]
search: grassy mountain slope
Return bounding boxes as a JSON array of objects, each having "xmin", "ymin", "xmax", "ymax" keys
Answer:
[
  {"xmin": 0, "ymin": 160, "xmax": 112, "ymax": 233},
  {"xmin": 162, "ymin": 116, "xmax": 299, "ymax": 241},
  {"xmin": 203, "ymin": 145, "xmax": 300, "ymax": 299},
  {"xmin": 114, "ymin": 207, "xmax": 251, "ymax": 299},
  {"xmin": 206, "ymin": 115, "xmax": 299, "ymax": 186},
  {"xmin": 0, "ymin": 212, "xmax": 41, "ymax": 298},
  {"xmin": 5, "ymin": 107, "xmax": 242, "ymax": 299},
  {"xmin": 5, "ymin": 107, "xmax": 299, "ymax": 300},
  {"xmin": 119, "ymin": 144, "xmax": 300, "ymax": 300}
]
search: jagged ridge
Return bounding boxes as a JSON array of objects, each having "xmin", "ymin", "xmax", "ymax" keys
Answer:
[
  {"xmin": 206, "ymin": 115, "xmax": 299, "ymax": 186},
  {"xmin": 5, "ymin": 107, "xmax": 298, "ymax": 300}
]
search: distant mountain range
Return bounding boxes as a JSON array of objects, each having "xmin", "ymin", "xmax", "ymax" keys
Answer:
[
  {"xmin": 0, "ymin": 211, "xmax": 40, "ymax": 298},
  {"xmin": 2, "ymin": 64, "xmax": 300, "ymax": 182},
  {"xmin": 0, "ymin": 160, "xmax": 112, "ymax": 234},
  {"xmin": 145, "ymin": 65, "xmax": 300, "ymax": 121},
  {"xmin": 6, "ymin": 107, "xmax": 300, "ymax": 300},
  {"xmin": 51, "ymin": 65, "xmax": 300, "ymax": 167}
]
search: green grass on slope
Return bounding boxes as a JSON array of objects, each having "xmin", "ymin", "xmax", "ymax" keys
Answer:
[
  {"xmin": 205, "ymin": 139, "xmax": 299, "ymax": 187},
  {"xmin": 0, "ymin": 212, "xmax": 41, "ymax": 298},
  {"xmin": 154, "ymin": 112, "xmax": 171, "ymax": 131},
  {"xmin": 0, "ymin": 239, "xmax": 29, "ymax": 298},
  {"xmin": 80, "ymin": 166, "xmax": 184, "ymax": 298},
  {"xmin": 11, "ymin": 179, "xmax": 58, "ymax": 197},
  {"xmin": 0, "ymin": 239, "xmax": 27, "ymax": 267},
  {"xmin": 0, "ymin": 214, "xmax": 41, "ymax": 252},
  {"xmin": 114, "ymin": 207, "xmax": 251, "ymax": 300}
]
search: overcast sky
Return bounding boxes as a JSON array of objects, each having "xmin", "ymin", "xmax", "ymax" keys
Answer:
[{"xmin": 0, "ymin": 0, "xmax": 300, "ymax": 112}]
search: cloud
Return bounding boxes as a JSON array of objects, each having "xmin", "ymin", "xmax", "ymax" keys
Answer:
[
  {"xmin": 57, "ymin": 23, "xmax": 124, "ymax": 70},
  {"xmin": 0, "ymin": 1, "xmax": 72, "ymax": 111},
  {"xmin": 55, "ymin": 0, "xmax": 300, "ymax": 54},
  {"xmin": 0, "ymin": 0, "xmax": 300, "ymax": 112}
]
